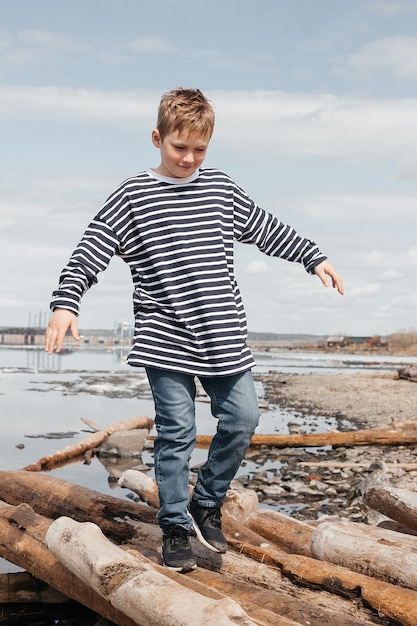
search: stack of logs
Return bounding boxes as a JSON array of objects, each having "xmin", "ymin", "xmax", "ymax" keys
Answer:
[{"xmin": 1, "ymin": 416, "xmax": 417, "ymax": 625}]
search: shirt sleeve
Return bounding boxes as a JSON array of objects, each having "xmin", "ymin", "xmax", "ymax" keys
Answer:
[
  {"xmin": 50, "ymin": 217, "xmax": 121, "ymax": 315},
  {"xmin": 232, "ymin": 183, "xmax": 326, "ymax": 274}
]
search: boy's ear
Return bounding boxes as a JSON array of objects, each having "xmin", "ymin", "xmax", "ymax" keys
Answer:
[{"xmin": 151, "ymin": 129, "xmax": 161, "ymax": 147}]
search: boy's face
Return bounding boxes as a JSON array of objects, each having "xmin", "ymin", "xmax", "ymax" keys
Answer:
[{"xmin": 152, "ymin": 129, "xmax": 210, "ymax": 178}]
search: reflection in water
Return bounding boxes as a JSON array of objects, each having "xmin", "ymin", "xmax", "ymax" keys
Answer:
[{"xmin": 26, "ymin": 348, "xmax": 63, "ymax": 371}]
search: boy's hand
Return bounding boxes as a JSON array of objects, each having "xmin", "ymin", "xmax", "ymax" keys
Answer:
[
  {"xmin": 314, "ymin": 260, "xmax": 344, "ymax": 295},
  {"xmin": 45, "ymin": 309, "xmax": 80, "ymax": 354}
]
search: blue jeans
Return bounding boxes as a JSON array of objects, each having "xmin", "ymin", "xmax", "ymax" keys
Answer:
[{"xmin": 145, "ymin": 367, "xmax": 260, "ymax": 531}]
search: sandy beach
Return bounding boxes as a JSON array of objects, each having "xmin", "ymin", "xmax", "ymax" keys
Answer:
[{"xmin": 256, "ymin": 370, "xmax": 417, "ymax": 428}]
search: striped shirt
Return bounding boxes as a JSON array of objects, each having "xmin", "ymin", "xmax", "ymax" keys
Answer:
[{"xmin": 51, "ymin": 168, "xmax": 326, "ymax": 376}]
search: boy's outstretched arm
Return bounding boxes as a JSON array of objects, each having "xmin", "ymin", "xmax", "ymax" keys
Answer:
[
  {"xmin": 314, "ymin": 260, "xmax": 344, "ymax": 295},
  {"xmin": 45, "ymin": 309, "xmax": 80, "ymax": 354}
]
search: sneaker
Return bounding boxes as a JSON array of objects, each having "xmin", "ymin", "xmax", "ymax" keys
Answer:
[
  {"xmin": 188, "ymin": 500, "xmax": 227, "ymax": 553},
  {"xmin": 162, "ymin": 525, "xmax": 197, "ymax": 573}
]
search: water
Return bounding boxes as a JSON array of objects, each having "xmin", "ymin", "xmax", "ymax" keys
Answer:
[{"xmin": 1, "ymin": 345, "xmax": 415, "ymax": 576}]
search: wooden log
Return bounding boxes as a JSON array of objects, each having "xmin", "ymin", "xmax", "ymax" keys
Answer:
[
  {"xmin": 188, "ymin": 417, "xmax": 417, "ymax": 448},
  {"xmin": 226, "ymin": 535, "xmax": 417, "ymax": 626},
  {"xmin": 0, "ymin": 501, "xmax": 139, "ymax": 626},
  {"xmin": 111, "ymin": 469, "xmax": 417, "ymax": 623},
  {"xmin": 0, "ymin": 471, "xmax": 404, "ymax": 625},
  {"xmin": 126, "ymin": 547, "xmax": 354, "ymax": 626},
  {"xmin": 245, "ymin": 509, "xmax": 313, "ymax": 557},
  {"xmin": 23, "ymin": 415, "xmax": 154, "ymax": 471},
  {"xmin": 46, "ymin": 516, "xmax": 257, "ymax": 626},
  {"xmin": 311, "ymin": 519, "xmax": 417, "ymax": 590},
  {"xmin": 298, "ymin": 460, "xmax": 417, "ymax": 471},
  {"xmin": 118, "ymin": 470, "xmax": 259, "ymax": 524},
  {"xmin": 364, "ymin": 486, "xmax": 417, "ymax": 531},
  {"xmin": 0, "ymin": 470, "xmax": 157, "ymax": 540},
  {"xmin": 124, "ymin": 522, "xmax": 382, "ymax": 626}
]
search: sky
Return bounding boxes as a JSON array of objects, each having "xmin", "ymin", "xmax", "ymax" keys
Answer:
[{"xmin": 1, "ymin": 0, "xmax": 417, "ymax": 338}]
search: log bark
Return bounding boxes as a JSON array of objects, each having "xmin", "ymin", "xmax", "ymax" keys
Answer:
[
  {"xmin": 23, "ymin": 415, "xmax": 153, "ymax": 471},
  {"xmin": 364, "ymin": 486, "xmax": 417, "ymax": 531},
  {"xmin": 311, "ymin": 519, "xmax": 417, "ymax": 590},
  {"xmin": 189, "ymin": 417, "xmax": 417, "ymax": 448},
  {"xmin": 46, "ymin": 516, "xmax": 257, "ymax": 626}
]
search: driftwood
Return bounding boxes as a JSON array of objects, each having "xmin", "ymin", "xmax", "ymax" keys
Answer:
[
  {"xmin": 0, "ymin": 470, "xmax": 157, "ymax": 540},
  {"xmin": 298, "ymin": 460, "xmax": 417, "ymax": 471},
  {"xmin": 0, "ymin": 500, "xmax": 138, "ymax": 626},
  {"xmin": 311, "ymin": 519, "xmax": 417, "ymax": 589},
  {"xmin": 0, "ymin": 470, "xmax": 399, "ymax": 626},
  {"xmin": 189, "ymin": 417, "xmax": 417, "ymax": 449},
  {"xmin": 23, "ymin": 415, "xmax": 153, "ymax": 471},
  {"xmin": 118, "ymin": 470, "xmax": 259, "ymax": 524},
  {"xmin": 364, "ymin": 485, "xmax": 417, "ymax": 531},
  {"xmin": 118, "ymin": 469, "xmax": 417, "ymax": 626},
  {"xmin": 46, "ymin": 516, "xmax": 257, "ymax": 626},
  {"xmin": 120, "ymin": 516, "xmax": 376, "ymax": 626},
  {"xmin": 245, "ymin": 509, "xmax": 313, "ymax": 557}
]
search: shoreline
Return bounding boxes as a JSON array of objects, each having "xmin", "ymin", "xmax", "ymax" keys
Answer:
[{"xmin": 255, "ymin": 369, "xmax": 417, "ymax": 429}]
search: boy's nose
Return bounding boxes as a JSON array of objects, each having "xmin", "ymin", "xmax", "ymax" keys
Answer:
[{"xmin": 182, "ymin": 151, "xmax": 195, "ymax": 164}]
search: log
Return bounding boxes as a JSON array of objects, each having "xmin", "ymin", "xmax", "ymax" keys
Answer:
[
  {"xmin": 0, "ymin": 470, "xmax": 407, "ymax": 626},
  {"xmin": 245, "ymin": 509, "xmax": 313, "ymax": 557},
  {"xmin": 298, "ymin": 460, "xmax": 417, "ymax": 471},
  {"xmin": 126, "ymin": 547, "xmax": 360, "ymax": 626},
  {"xmin": 225, "ymin": 535, "xmax": 417, "ymax": 626},
  {"xmin": 118, "ymin": 470, "xmax": 259, "ymax": 524},
  {"xmin": 0, "ymin": 470, "xmax": 157, "ymax": 540},
  {"xmin": 23, "ymin": 415, "xmax": 153, "ymax": 471},
  {"xmin": 311, "ymin": 519, "xmax": 417, "ymax": 590},
  {"xmin": 364, "ymin": 486, "xmax": 417, "ymax": 531},
  {"xmin": 46, "ymin": 516, "xmax": 257, "ymax": 626},
  {"xmin": 0, "ymin": 500, "xmax": 139, "ymax": 626},
  {"xmin": 118, "ymin": 519, "xmax": 382, "ymax": 626},
  {"xmin": 188, "ymin": 417, "xmax": 417, "ymax": 448},
  {"xmin": 116, "ymin": 468, "xmax": 417, "ymax": 624}
]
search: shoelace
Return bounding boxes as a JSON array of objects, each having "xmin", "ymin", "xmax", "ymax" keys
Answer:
[
  {"xmin": 166, "ymin": 528, "xmax": 188, "ymax": 545},
  {"xmin": 206, "ymin": 507, "xmax": 222, "ymax": 528}
]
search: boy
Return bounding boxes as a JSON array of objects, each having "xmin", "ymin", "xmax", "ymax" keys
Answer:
[{"xmin": 45, "ymin": 87, "xmax": 344, "ymax": 573}]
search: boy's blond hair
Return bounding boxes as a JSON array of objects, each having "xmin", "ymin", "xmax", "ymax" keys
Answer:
[{"xmin": 156, "ymin": 88, "xmax": 215, "ymax": 141}]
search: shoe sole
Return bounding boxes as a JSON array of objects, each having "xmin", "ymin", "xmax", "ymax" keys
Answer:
[
  {"xmin": 190, "ymin": 517, "xmax": 227, "ymax": 554},
  {"xmin": 163, "ymin": 561, "xmax": 197, "ymax": 574}
]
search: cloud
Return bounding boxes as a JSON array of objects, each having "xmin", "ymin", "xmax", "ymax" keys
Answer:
[
  {"xmin": 245, "ymin": 261, "xmax": 271, "ymax": 274},
  {"xmin": 282, "ymin": 191, "xmax": 417, "ymax": 222},
  {"xmin": 346, "ymin": 36, "xmax": 417, "ymax": 79},
  {"xmin": 381, "ymin": 269, "xmax": 403, "ymax": 279},
  {"xmin": 0, "ymin": 85, "xmax": 157, "ymax": 126},
  {"xmin": 0, "ymin": 29, "xmax": 278, "ymax": 77},
  {"xmin": 363, "ymin": 1, "xmax": 417, "ymax": 16},
  {"xmin": 1, "ymin": 86, "xmax": 417, "ymax": 174}
]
